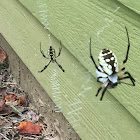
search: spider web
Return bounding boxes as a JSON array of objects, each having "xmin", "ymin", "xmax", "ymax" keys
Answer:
[{"xmin": 37, "ymin": 0, "xmax": 121, "ymax": 133}]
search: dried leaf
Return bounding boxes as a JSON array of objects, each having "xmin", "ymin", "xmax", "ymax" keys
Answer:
[
  {"xmin": 5, "ymin": 94, "xmax": 17, "ymax": 102},
  {"xmin": 18, "ymin": 121, "xmax": 42, "ymax": 134},
  {"xmin": 0, "ymin": 97, "xmax": 20, "ymax": 115},
  {"xmin": 0, "ymin": 50, "xmax": 7, "ymax": 64},
  {"xmin": 0, "ymin": 100, "xmax": 5, "ymax": 111},
  {"xmin": 5, "ymin": 94, "xmax": 17, "ymax": 105},
  {"xmin": 18, "ymin": 94, "xmax": 28, "ymax": 106},
  {"xmin": 0, "ymin": 105, "xmax": 13, "ymax": 116}
]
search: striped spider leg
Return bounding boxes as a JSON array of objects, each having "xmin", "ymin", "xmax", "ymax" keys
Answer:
[{"xmin": 118, "ymin": 27, "xmax": 135, "ymax": 86}]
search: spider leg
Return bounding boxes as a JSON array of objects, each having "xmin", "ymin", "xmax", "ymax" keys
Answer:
[
  {"xmin": 89, "ymin": 38, "xmax": 104, "ymax": 73},
  {"xmin": 96, "ymin": 87, "xmax": 102, "ymax": 97},
  {"xmin": 97, "ymin": 77, "xmax": 107, "ymax": 82},
  {"xmin": 119, "ymin": 77, "xmax": 135, "ymax": 86},
  {"xmin": 40, "ymin": 42, "xmax": 49, "ymax": 59},
  {"xmin": 55, "ymin": 60, "xmax": 65, "ymax": 72},
  {"xmin": 96, "ymin": 80, "xmax": 108, "ymax": 97},
  {"xmin": 56, "ymin": 41, "xmax": 62, "ymax": 58},
  {"xmin": 118, "ymin": 81, "xmax": 134, "ymax": 86},
  {"xmin": 119, "ymin": 27, "xmax": 130, "ymax": 68},
  {"xmin": 100, "ymin": 83, "xmax": 110, "ymax": 101},
  {"xmin": 38, "ymin": 60, "xmax": 51, "ymax": 73},
  {"xmin": 119, "ymin": 71, "xmax": 135, "ymax": 86},
  {"xmin": 118, "ymin": 67, "xmax": 125, "ymax": 74}
]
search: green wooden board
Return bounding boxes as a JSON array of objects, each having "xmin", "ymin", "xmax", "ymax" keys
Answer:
[
  {"xmin": 18, "ymin": 0, "xmax": 140, "ymax": 122},
  {"xmin": 0, "ymin": 0, "xmax": 140, "ymax": 139},
  {"xmin": 117, "ymin": 0, "xmax": 140, "ymax": 15}
]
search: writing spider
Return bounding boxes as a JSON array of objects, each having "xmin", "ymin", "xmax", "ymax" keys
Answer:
[
  {"xmin": 39, "ymin": 41, "xmax": 65, "ymax": 72},
  {"xmin": 90, "ymin": 27, "xmax": 135, "ymax": 101}
]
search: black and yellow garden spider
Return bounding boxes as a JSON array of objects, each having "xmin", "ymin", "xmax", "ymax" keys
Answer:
[
  {"xmin": 90, "ymin": 27, "xmax": 135, "ymax": 100},
  {"xmin": 39, "ymin": 42, "xmax": 65, "ymax": 72}
]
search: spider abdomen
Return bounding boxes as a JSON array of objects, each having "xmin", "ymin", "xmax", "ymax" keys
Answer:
[
  {"xmin": 96, "ymin": 66, "xmax": 118, "ymax": 88},
  {"xmin": 48, "ymin": 46, "xmax": 56, "ymax": 62},
  {"xmin": 98, "ymin": 49, "xmax": 118, "ymax": 75}
]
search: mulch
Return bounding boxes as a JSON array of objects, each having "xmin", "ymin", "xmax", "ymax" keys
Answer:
[{"xmin": 0, "ymin": 50, "xmax": 59, "ymax": 140}]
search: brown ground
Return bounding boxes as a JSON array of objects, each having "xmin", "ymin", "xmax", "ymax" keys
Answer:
[{"xmin": 0, "ymin": 54, "xmax": 57, "ymax": 140}]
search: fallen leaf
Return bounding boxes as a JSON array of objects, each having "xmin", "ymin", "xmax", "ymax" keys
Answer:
[
  {"xmin": 0, "ymin": 50, "xmax": 7, "ymax": 64},
  {"xmin": 18, "ymin": 94, "xmax": 28, "ymax": 106},
  {"xmin": 5, "ymin": 94, "xmax": 17, "ymax": 102},
  {"xmin": 0, "ymin": 105, "xmax": 13, "ymax": 116},
  {"xmin": 5, "ymin": 94, "xmax": 17, "ymax": 105},
  {"xmin": 0, "ymin": 97, "xmax": 20, "ymax": 115},
  {"xmin": 18, "ymin": 121, "xmax": 42, "ymax": 134},
  {"xmin": 0, "ymin": 100, "xmax": 5, "ymax": 111}
]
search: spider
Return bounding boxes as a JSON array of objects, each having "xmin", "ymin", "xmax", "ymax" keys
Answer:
[
  {"xmin": 89, "ymin": 27, "xmax": 135, "ymax": 101},
  {"xmin": 39, "ymin": 41, "xmax": 65, "ymax": 72}
]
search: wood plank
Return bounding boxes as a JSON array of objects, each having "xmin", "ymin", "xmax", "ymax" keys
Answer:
[
  {"xmin": 19, "ymin": 0, "xmax": 140, "ymax": 123},
  {"xmin": 117, "ymin": 0, "xmax": 140, "ymax": 15},
  {"xmin": 0, "ymin": 0, "xmax": 140, "ymax": 139}
]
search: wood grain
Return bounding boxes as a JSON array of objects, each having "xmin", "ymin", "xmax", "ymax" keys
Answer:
[{"xmin": 19, "ymin": 0, "xmax": 140, "ymax": 123}]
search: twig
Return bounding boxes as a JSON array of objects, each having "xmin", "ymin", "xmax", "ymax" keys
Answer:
[
  {"xmin": 9, "ymin": 105, "xmax": 22, "ymax": 115},
  {"xmin": 0, "ymin": 133, "xmax": 10, "ymax": 140}
]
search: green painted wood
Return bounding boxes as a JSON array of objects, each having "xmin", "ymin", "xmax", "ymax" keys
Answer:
[
  {"xmin": 117, "ymin": 0, "xmax": 140, "ymax": 15},
  {"xmin": 18, "ymin": 0, "xmax": 140, "ymax": 123},
  {"xmin": 0, "ymin": 0, "xmax": 140, "ymax": 139}
]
